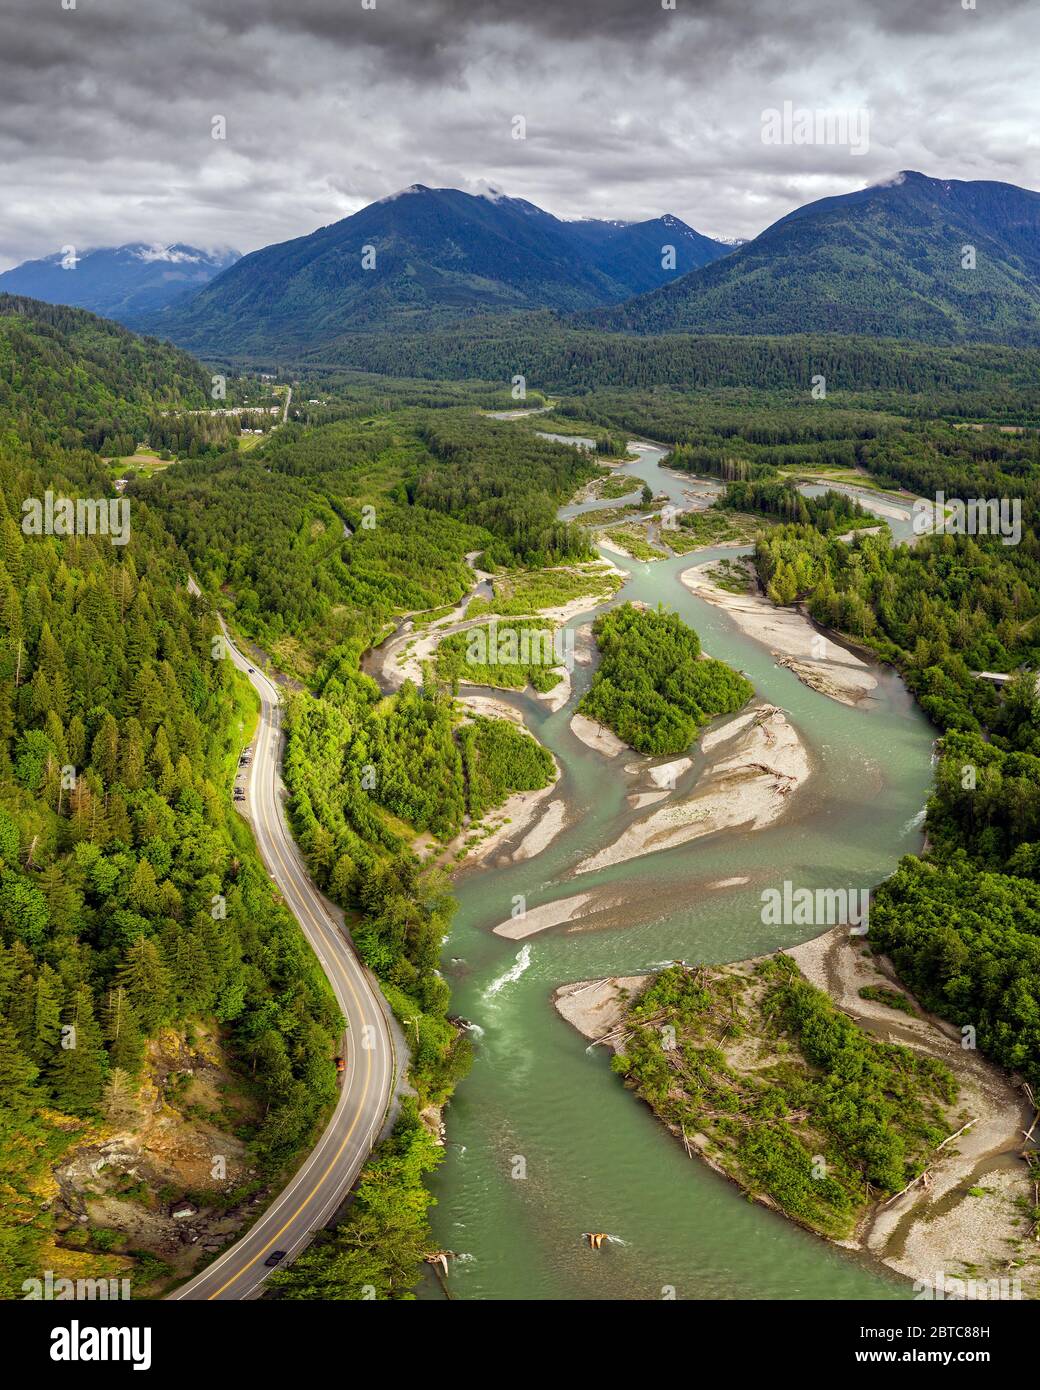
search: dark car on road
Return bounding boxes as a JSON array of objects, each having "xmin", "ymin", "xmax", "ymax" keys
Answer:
[{"xmin": 264, "ymin": 1251, "xmax": 286, "ymax": 1267}]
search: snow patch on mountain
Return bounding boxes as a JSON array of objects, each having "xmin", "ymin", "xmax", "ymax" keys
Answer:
[{"xmin": 132, "ymin": 244, "xmax": 205, "ymax": 264}]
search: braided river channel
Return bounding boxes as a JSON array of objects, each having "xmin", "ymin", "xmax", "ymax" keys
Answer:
[{"xmin": 420, "ymin": 433, "xmax": 935, "ymax": 1300}]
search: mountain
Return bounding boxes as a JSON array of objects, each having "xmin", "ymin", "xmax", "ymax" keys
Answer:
[
  {"xmin": 135, "ymin": 185, "xmax": 729, "ymax": 355},
  {"xmin": 582, "ymin": 171, "xmax": 1040, "ymax": 345},
  {"xmin": 563, "ymin": 213, "xmax": 730, "ymax": 295},
  {"xmin": 0, "ymin": 243, "xmax": 240, "ymax": 323}
]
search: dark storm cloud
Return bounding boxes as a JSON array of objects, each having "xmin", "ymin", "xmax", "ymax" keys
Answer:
[
  {"xmin": 0, "ymin": 0, "xmax": 1037, "ymax": 267},
  {"xmin": 203, "ymin": 0, "xmax": 1034, "ymax": 71}
]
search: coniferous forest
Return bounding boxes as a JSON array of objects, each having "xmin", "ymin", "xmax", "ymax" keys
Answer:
[{"xmin": 0, "ymin": 301, "xmax": 341, "ymax": 1296}]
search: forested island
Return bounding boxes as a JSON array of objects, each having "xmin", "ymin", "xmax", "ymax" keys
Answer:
[
  {"xmin": 577, "ymin": 603, "xmax": 753, "ymax": 755},
  {"xmin": 597, "ymin": 958, "xmax": 958, "ymax": 1241}
]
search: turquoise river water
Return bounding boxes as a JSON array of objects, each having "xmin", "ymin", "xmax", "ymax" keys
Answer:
[{"xmin": 419, "ymin": 438, "xmax": 935, "ymax": 1300}]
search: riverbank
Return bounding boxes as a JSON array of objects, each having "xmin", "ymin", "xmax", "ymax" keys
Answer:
[
  {"xmin": 451, "ymin": 695, "xmax": 569, "ymax": 862},
  {"xmin": 370, "ymin": 554, "xmax": 624, "ymax": 704},
  {"xmin": 570, "ymin": 711, "xmax": 627, "ymax": 757},
  {"xmin": 575, "ymin": 703, "xmax": 811, "ymax": 874},
  {"xmin": 554, "ymin": 933, "xmax": 1039, "ymax": 1297},
  {"xmin": 681, "ymin": 560, "xmax": 879, "ymax": 706},
  {"xmin": 789, "ymin": 927, "xmax": 1039, "ymax": 1295},
  {"xmin": 422, "ymin": 747, "xmax": 562, "ymax": 871},
  {"xmin": 368, "ymin": 555, "xmax": 492, "ymax": 692}
]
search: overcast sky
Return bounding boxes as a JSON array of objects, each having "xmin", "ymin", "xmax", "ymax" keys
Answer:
[{"xmin": 2, "ymin": 0, "xmax": 1038, "ymax": 269}]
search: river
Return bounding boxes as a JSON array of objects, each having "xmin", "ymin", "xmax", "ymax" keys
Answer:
[{"xmin": 419, "ymin": 436, "xmax": 936, "ymax": 1300}]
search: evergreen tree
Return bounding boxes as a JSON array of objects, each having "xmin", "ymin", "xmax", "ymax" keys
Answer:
[
  {"xmin": 50, "ymin": 985, "xmax": 107, "ymax": 1115},
  {"xmin": 116, "ymin": 936, "xmax": 172, "ymax": 1033},
  {"xmin": 0, "ymin": 1016, "xmax": 40, "ymax": 1101},
  {"xmin": 102, "ymin": 986, "xmax": 145, "ymax": 1076}
]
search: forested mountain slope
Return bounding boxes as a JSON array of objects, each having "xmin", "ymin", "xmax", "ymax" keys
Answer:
[
  {"xmin": 0, "ymin": 300, "xmax": 350, "ymax": 1295},
  {"xmin": 0, "ymin": 295, "xmax": 214, "ymax": 453},
  {"xmin": 137, "ymin": 185, "xmax": 727, "ymax": 355},
  {"xmin": 0, "ymin": 428, "xmax": 340, "ymax": 1297},
  {"xmin": 582, "ymin": 172, "xmax": 1040, "ymax": 344},
  {"xmin": 281, "ymin": 318, "xmax": 1040, "ymax": 410}
]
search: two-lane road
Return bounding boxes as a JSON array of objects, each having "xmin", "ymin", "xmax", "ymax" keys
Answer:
[{"xmin": 172, "ymin": 608, "xmax": 398, "ymax": 1300}]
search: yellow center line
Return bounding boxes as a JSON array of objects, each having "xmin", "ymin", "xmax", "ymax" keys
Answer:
[{"xmin": 204, "ymin": 675, "xmax": 390, "ymax": 1299}]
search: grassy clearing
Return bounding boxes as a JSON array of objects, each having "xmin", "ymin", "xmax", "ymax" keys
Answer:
[
  {"xmin": 582, "ymin": 503, "xmax": 646, "ymax": 526},
  {"xmin": 604, "ymin": 526, "xmax": 664, "ymax": 561},
  {"xmin": 411, "ymin": 604, "xmax": 459, "ymax": 629},
  {"xmin": 776, "ymin": 465, "xmax": 910, "ymax": 500},
  {"xmin": 110, "ymin": 447, "xmax": 176, "ymax": 477},
  {"xmin": 467, "ymin": 563, "xmax": 623, "ymax": 617},
  {"xmin": 593, "ymin": 473, "xmax": 642, "ymax": 500},
  {"xmin": 435, "ymin": 618, "xmax": 565, "ymax": 693},
  {"xmin": 662, "ymin": 507, "xmax": 774, "ymax": 552}
]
